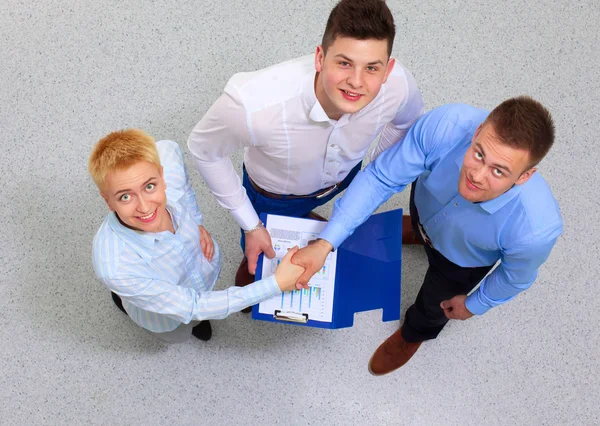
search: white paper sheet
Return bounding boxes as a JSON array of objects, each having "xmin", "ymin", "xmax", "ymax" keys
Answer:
[{"xmin": 258, "ymin": 214, "xmax": 337, "ymax": 323}]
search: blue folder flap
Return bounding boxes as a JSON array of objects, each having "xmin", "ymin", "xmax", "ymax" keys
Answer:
[
  {"xmin": 338, "ymin": 210, "xmax": 402, "ymax": 262},
  {"xmin": 332, "ymin": 209, "xmax": 402, "ymax": 328}
]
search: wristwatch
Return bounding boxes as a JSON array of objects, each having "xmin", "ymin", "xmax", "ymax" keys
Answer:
[{"xmin": 243, "ymin": 220, "xmax": 264, "ymax": 234}]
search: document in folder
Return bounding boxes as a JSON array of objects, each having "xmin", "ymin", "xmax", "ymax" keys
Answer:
[{"xmin": 257, "ymin": 215, "xmax": 338, "ymax": 323}]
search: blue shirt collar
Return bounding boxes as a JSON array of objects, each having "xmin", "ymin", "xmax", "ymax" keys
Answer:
[
  {"xmin": 106, "ymin": 203, "xmax": 181, "ymax": 261},
  {"xmin": 454, "ymin": 151, "xmax": 523, "ymax": 214}
]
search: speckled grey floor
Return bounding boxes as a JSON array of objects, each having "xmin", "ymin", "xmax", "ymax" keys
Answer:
[{"xmin": 1, "ymin": 0, "xmax": 598, "ymax": 425}]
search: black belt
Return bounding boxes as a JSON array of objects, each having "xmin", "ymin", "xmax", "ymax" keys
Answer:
[{"xmin": 248, "ymin": 175, "xmax": 339, "ymax": 200}]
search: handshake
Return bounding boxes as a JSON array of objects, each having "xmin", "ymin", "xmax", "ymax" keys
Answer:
[
  {"xmin": 199, "ymin": 222, "xmax": 334, "ymax": 293},
  {"xmin": 271, "ymin": 240, "xmax": 334, "ymax": 293}
]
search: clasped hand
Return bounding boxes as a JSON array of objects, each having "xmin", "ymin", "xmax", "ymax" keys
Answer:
[
  {"xmin": 289, "ymin": 239, "xmax": 333, "ymax": 290},
  {"xmin": 273, "ymin": 241, "xmax": 332, "ymax": 292},
  {"xmin": 244, "ymin": 228, "xmax": 332, "ymax": 292},
  {"xmin": 242, "ymin": 225, "xmax": 306, "ymax": 292}
]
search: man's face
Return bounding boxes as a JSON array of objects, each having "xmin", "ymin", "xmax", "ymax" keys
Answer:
[
  {"xmin": 314, "ymin": 36, "xmax": 395, "ymax": 120},
  {"xmin": 458, "ymin": 124, "xmax": 536, "ymax": 203},
  {"xmin": 101, "ymin": 161, "xmax": 170, "ymax": 233}
]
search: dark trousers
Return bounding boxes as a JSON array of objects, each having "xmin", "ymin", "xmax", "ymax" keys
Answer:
[
  {"xmin": 402, "ymin": 183, "xmax": 495, "ymax": 343},
  {"xmin": 239, "ymin": 162, "xmax": 362, "ymax": 252}
]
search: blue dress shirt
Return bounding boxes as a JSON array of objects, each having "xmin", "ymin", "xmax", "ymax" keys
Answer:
[
  {"xmin": 92, "ymin": 140, "xmax": 281, "ymax": 333},
  {"xmin": 320, "ymin": 104, "xmax": 563, "ymax": 315}
]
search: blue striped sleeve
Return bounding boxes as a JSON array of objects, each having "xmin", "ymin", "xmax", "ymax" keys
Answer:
[{"xmin": 99, "ymin": 273, "xmax": 281, "ymax": 322}]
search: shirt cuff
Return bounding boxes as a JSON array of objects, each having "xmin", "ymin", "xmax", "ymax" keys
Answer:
[
  {"xmin": 465, "ymin": 291, "xmax": 492, "ymax": 316},
  {"xmin": 262, "ymin": 275, "xmax": 282, "ymax": 298},
  {"xmin": 319, "ymin": 220, "xmax": 351, "ymax": 250},
  {"xmin": 230, "ymin": 199, "xmax": 261, "ymax": 230},
  {"xmin": 245, "ymin": 274, "xmax": 282, "ymax": 304}
]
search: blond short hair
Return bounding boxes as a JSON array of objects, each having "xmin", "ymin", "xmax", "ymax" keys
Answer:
[{"xmin": 88, "ymin": 129, "xmax": 161, "ymax": 190}]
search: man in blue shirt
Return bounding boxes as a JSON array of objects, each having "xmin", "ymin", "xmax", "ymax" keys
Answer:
[
  {"xmin": 89, "ymin": 129, "xmax": 304, "ymax": 344},
  {"xmin": 292, "ymin": 96, "xmax": 563, "ymax": 375}
]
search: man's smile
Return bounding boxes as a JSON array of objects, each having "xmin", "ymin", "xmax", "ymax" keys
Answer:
[
  {"xmin": 340, "ymin": 89, "xmax": 363, "ymax": 101},
  {"xmin": 465, "ymin": 177, "xmax": 481, "ymax": 191},
  {"xmin": 137, "ymin": 208, "xmax": 158, "ymax": 223}
]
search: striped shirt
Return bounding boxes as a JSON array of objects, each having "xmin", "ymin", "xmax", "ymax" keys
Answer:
[{"xmin": 92, "ymin": 140, "xmax": 281, "ymax": 333}]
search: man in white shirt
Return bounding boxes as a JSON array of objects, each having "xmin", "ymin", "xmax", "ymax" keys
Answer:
[{"xmin": 187, "ymin": 0, "xmax": 424, "ymax": 308}]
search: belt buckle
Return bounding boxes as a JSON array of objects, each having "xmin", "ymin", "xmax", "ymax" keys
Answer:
[
  {"xmin": 417, "ymin": 222, "xmax": 434, "ymax": 248},
  {"xmin": 316, "ymin": 184, "xmax": 337, "ymax": 199}
]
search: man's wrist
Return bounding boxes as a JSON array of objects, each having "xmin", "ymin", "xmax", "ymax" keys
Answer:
[
  {"xmin": 230, "ymin": 200, "xmax": 260, "ymax": 230},
  {"xmin": 465, "ymin": 292, "xmax": 488, "ymax": 316},
  {"xmin": 244, "ymin": 220, "xmax": 264, "ymax": 234},
  {"xmin": 315, "ymin": 238, "xmax": 334, "ymax": 252}
]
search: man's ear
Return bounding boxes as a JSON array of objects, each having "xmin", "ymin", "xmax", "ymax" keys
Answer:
[
  {"xmin": 314, "ymin": 45, "xmax": 325, "ymax": 73},
  {"xmin": 382, "ymin": 57, "xmax": 396, "ymax": 84},
  {"xmin": 516, "ymin": 167, "xmax": 537, "ymax": 185},
  {"xmin": 100, "ymin": 191, "xmax": 115, "ymax": 212}
]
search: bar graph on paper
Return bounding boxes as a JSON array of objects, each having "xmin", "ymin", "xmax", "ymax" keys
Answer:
[
  {"xmin": 278, "ymin": 285, "xmax": 327, "ymax": 317},
  {"xmin": 258, "ymin": 215, "xmax": 337, "ymax": 323}
]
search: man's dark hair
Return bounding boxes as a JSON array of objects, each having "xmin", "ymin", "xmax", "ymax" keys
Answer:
[
  {"xmin": 321, "ymin": 0, "xmax": 395, "ymax": 56},
  {"xmin": 485, "ymin": 96, "xmax": 555, "ymax": 167}
]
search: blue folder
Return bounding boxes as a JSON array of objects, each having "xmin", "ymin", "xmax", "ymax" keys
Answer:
[{"xmin": 252, "ymin": 208, "xmax": 402, "ymax": 329}]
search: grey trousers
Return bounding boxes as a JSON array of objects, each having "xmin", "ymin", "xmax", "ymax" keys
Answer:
[{"xmin": 145, "ymin": 321, "xmax": 200, "ymax": 344}]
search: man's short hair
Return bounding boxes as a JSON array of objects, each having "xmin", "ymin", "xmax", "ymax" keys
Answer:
[
  {"xmin": 485, "ymin": 96, "xmax": 555, "ymax": 167},
  {"xmin": 321, "ymin": 0, "xmax": 395, "ymax": 57},
  {"xmin": 88, "ymin": 129, "xmax": 160, "ymax": 190}
]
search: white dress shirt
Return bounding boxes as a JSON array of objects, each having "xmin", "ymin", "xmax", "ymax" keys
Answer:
[
  {"xmin": 187, "ymin": 55, "xmax": 424, "ymax": 230},
  {"xmin": 92, "ymin": 141, "xmax": 281, "ymax": 333}
]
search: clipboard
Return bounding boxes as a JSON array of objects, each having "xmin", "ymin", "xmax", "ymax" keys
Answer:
[{"xmin": 252, "ymin": 208, "xmax": 402, "ymax": 329}]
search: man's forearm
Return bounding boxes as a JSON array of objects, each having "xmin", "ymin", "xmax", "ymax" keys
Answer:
[
  {"xmin": 465, "ymin": 268, "xmax": 528, "ymax": 315},
  {"xmin": 320, "ymin": 167, "xmax": 396, "ymax": 249},
  {"xmin": 190, "ymin": 155, "xmax": 259, "ymax": 229}
]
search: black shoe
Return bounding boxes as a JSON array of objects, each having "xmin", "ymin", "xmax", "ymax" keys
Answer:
[
  {"xmin": 192, "ymin": 320, "xmax": 212, "ymax": 341},
  {"xmin": 111, "ymin": 292, "xmax": 127, "ymax": 314}
]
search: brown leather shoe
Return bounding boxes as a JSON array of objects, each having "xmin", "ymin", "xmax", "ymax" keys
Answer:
[
  {"xmin": 235, "ymin": 257, "xmax": 255, "ymax": 313},
  {"xmin": 402, "ymin": 215, "xmax": 423, "ymax": 245},
  {"xmin": 308, "ymin": 211, "xmax": 328, "ymax": 222},
  {"xmin": 368, "ymin": 327, "xmax": 422, "ymax": 376}
]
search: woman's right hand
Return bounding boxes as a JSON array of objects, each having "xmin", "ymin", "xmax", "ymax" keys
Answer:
[{"xmin": 273, "ymin": 246, "xmax": 306, "ymax": 292}]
